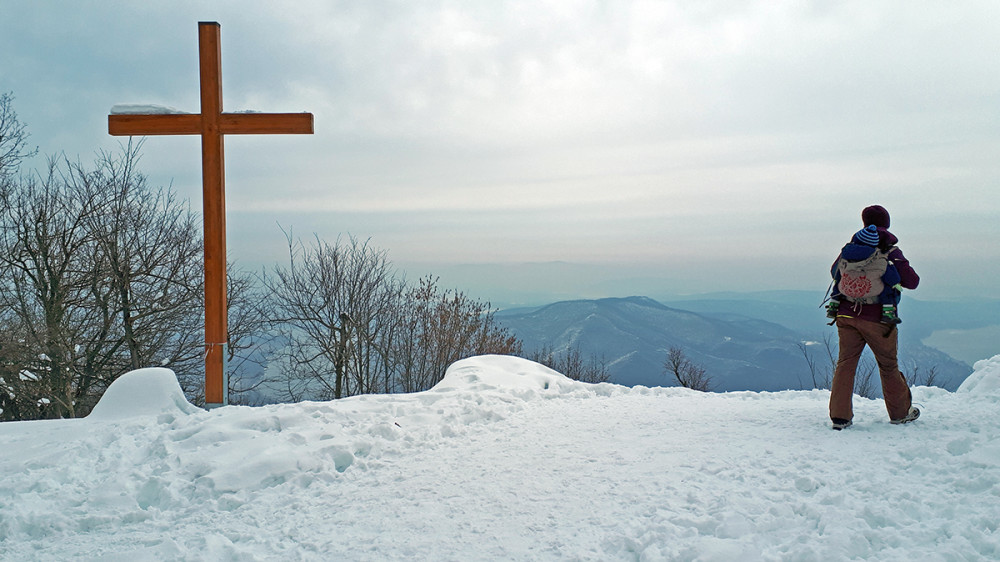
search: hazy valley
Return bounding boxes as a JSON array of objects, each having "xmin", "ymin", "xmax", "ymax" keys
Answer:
[{"xmin": 497, "ymin": 292, "xmax": 982, "ymax": 393}]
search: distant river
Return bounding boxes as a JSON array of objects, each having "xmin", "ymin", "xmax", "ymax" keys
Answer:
[{"xmin": 923, "ymin": 325, "xmax": 1000, "ymax": 366}]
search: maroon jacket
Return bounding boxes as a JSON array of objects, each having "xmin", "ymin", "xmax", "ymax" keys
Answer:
[{"xmin": 832, "ymin": 228, "xmax": 919, "ymax": 323}]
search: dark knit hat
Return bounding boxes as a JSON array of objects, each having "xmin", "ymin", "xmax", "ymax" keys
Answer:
[
  {"xmin": 853, "ymin": 224, "xmax": 880, "ymax": 247},
  {"xmin": 862, "ymin": 205, "xmax": 890, "ymax": 228}
]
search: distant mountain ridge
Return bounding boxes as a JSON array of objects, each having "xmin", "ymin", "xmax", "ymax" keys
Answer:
[{"xmin": 497, "ymin": 295, "xmax": 973, "ymax": 392}]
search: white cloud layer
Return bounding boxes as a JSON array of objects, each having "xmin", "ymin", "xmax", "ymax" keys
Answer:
[{"xmin": 2, "ymin": 0, "xmax": 998, "ymax": 299}]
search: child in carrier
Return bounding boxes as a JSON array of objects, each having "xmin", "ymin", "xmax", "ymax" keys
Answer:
[{"xmin": 826, "ymin": 224, "xmax": 902, "ymax": 324}]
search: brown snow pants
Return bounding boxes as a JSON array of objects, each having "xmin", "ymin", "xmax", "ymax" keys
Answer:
[{"xmin": 829, "ymin": 316, "xmax": 912, "ymax": 422}]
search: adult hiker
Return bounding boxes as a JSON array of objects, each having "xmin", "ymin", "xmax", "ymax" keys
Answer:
[{"xmin": 827, "ymin": 205, "xmax": 920, "ymax": 430}]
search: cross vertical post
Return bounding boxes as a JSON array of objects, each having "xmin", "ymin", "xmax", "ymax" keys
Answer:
[
  {"xmin": 108, "ymin": 22, "xmax": 314, "ymax": 408},
  {"xmin": 199, "ymin": 22, "xmax": 228, "ymax": 406}
]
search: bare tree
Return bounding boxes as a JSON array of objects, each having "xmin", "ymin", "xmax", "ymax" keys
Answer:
[
  {"xmin": 75, "ymin": 141, "xmax": 203, "ymax": 375},
  {"xmin": 796, "ymin": 334, "xmax": 836, "ymax": 390},
  {"xmin": 395, "ymin": 275, "xmax": 521, "ymax": 393},
  {"xmin": 262, "ymin": 233, "xmax": 348, "ymax": 401},
  {"xmin": 906, "ymin": 361, "xmax": 944, "ymax": 389},
  {"xmin": 0, "ymin": 92, "xmax": 37, "ymax": 179},
  {"xmin": 0, "ymin": 323, "xmax": 37, "ymax": 421},
  {"xmin": 0, "ymin": 140, "xmax": 208, "ymax": 419},
  {"xmin": 338, "ymin": 242, "xmax": 407, "ymax": 397},
  {"xmin": 264, "ymin": 237, "xmax": 522, "ymax": 401},
  {"xmin": 664, "ymin": 346, "xmax": 714, "ymax": 391},
  {"xmin": 223, "ymin": 262, "xmax": 279, "ymax": 405},
  {"xmin": 391, "ymin": 279, "xmax": 429, "ymax": 394},
  {"xmin": 0, "ymin": 159, "xmax": 100, "ymax": 418},
  {"xmin": 85, "ymin": 141, "xmax": 284, "ymax": 407},
  {"xmin": 529, "ymin": 344, "xmax": 611, "ymax": 384},
  {"xmin": 263, "ymin": 233, "xmax": 401, "ymax": 400}
]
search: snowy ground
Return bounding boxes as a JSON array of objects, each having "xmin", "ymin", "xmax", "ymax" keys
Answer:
[{"xmin": 2, "ymin": 355, "xmax": 999, "ymax": 561}]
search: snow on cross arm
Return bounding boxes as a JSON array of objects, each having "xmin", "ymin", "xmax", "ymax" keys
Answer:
[{"xmin": 110, "ymin": 103, "xmax": 190, "ymax": 115}]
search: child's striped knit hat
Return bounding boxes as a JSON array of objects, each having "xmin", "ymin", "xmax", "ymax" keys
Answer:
[{"xmin": 853, "ymin": 224, "xmax": 880, "ymax": 247}]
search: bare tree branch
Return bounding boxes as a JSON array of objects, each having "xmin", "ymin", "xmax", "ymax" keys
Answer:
[{"xmin": 663, "ymin": 347, "xmax": 714, "ymax": 392}]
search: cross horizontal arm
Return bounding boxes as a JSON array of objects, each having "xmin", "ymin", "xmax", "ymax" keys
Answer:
[
  {"xmin": 108, "ymin": 113, "xmax": 314, "ymax": 137},
  {"xmin": 108, "ymin": 114, "xmax": 202, "ymax": 136},
  {"xmin": 219, "ymin": 113, "xmax": 314, "ymax": 135}
]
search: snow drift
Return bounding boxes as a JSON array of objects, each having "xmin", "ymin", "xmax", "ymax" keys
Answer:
[
  {"xmin": 87, "ymin": 367, "xmax": 202, "ymax": 421},
  {"xmin": 1, "ymin": 354, "xmax": 998, "ymax": 560},
  {"xmin": 957, "ymin": 354, "xmax": 1000, "ymax": 395}
]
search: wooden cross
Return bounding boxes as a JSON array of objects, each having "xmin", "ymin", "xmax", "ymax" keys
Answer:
[{"xmin": 108, "ymin": 21, "xmax": 313, "ymax": 407}]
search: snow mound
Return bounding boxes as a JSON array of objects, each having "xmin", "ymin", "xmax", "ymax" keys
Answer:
[
  {"xmin": 87, "ymin": 368, "xmax": 200, "ymax": 420},
  {"xmin": 956, "ymin": 354, "xmax": 1000, "ymax": 394},
  {"xmin": 432, "ymin": 355, "xmax": 591, "ymax": 394}
]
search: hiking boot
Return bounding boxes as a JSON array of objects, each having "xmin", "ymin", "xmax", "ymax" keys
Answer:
[
  {"xmin": 881, "ymin": 304, "xmax": 901, "ymax": 325},
  {"xmin": 831, "ymin": 418, "xmax": 853, "ymax": 430},
  {"xmin": 890, "ymin": 407, "xmax": 920, "ymax": 425}
]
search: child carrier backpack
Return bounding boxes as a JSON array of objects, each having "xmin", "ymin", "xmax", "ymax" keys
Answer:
[{"xmin": 836, "ymin": 248, "xmax": 890, "ymax": 305}]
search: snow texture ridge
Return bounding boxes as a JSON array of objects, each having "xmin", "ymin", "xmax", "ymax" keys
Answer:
[{"xmin": 1, "ymin": 355, "xmax": 998, "ymax": 560}]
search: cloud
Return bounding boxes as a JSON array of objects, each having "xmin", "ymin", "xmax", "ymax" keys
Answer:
[{"xmin": 3, "ymin": 0, "xmax": 1000, "ymax": 299}]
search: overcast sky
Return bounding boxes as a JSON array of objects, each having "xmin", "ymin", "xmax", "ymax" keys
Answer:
[{"xmin": 2, "ymin": 0, "xmax": 998, "ymax": 305}]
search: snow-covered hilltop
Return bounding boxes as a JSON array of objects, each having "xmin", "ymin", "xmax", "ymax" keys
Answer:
[{"xmin": 2, "ymin": 355, "xmax": 999, "ymax": 560}]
